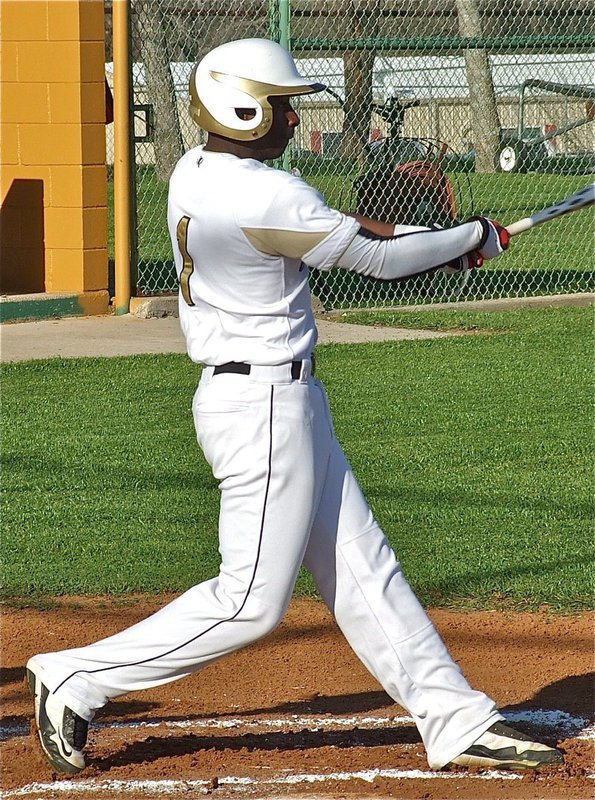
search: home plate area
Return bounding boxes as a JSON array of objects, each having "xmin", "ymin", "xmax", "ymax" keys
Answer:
[
  {"xmin": 1, "ymin": 599, "xmax": 593, "ymax": 799},
  {"xmin": 3, "ymin": 710, "xmax": 594, "ymax": 800}
]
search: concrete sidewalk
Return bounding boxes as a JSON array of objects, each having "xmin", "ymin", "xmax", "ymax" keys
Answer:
[
  {"xmin": 0, "ymin": 314, "xmax": 452, "ymax": 363},
  {"xmin": 2, "ymin": 293, "xmax": 591, "ymax": 363}
]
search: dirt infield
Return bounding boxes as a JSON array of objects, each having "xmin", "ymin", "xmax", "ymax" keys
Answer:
[{"xmin": 1, "ymin": 597, "xmax": 592, "ymax": 799}]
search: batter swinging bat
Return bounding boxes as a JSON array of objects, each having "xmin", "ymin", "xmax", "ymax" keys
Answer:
[{"xmin": 505, "ymin": 182, "xmax": 595, "ymax": 237}]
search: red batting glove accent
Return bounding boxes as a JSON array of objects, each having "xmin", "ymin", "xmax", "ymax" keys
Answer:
[
  {"xmin": 437, "ymin": 250, "xmax": 483, "ymax": 274},
  {"xmin": 494, "ymin": 221, "xmax": 510, "ymax": 250}
]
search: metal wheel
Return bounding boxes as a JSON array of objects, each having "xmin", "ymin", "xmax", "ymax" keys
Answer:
[{"xmin": 498, "ymin": 140, "xmax": 527, "ymax": 173}]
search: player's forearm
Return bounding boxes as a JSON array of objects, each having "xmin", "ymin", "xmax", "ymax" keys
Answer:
[
  {"xmin": 344, "ymin": 213, "xmax": 428, "ymax": 238},
  {"xmin": 336, "ymin": 220, "xmax": 485, "ymax": 281},
  {"xmin": 344, "ymin": 213, "xmax": 395, "ymax": 237}
]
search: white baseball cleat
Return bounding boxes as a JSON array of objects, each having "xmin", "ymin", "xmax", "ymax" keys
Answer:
[
  {"xmin": 449, "ymin": 721, "xmax": 564, "ymax": 770},
  {"xmin": 26, "ymin": 656, "xmax": 88, "ymax": 774}
]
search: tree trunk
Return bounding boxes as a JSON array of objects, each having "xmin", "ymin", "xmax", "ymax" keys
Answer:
[
  {"xmin": 339, "ymin": 1, "xmax": 380, "ymax": 166},
  {"xmin": 341, "ymin": 50, "xmax": 376, "ymax": 164},
  {"xmin": 455, "ymin": 0, "xmax": 501, "ymax": 173},
  {"xmin": 134, "ymin": 0, "xmax": 184, "ymax": 182}
]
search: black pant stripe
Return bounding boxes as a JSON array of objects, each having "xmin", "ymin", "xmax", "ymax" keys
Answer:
[{"xmin": 53, "ymin": 386, "xmax": 276, "ymax": 696}]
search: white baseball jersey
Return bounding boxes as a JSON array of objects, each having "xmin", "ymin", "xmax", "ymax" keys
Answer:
[{"xmin": 167, "ymin": 146, "xmax": 360, "ymax": 366}]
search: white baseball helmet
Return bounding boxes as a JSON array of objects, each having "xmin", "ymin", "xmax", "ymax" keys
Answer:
[{"xmin": 189, "ymin": 38, "xmax": 325, "ymax": 141}]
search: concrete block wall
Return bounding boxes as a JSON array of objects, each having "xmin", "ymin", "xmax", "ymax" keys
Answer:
[{"xmin": 0, "ymin": 0, "xmax": 108, "ymax": 303}]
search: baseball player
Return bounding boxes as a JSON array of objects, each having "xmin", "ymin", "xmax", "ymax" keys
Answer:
[{"xmin": 26, "ymin": 38, "xmax": 563, "ymax": 776}]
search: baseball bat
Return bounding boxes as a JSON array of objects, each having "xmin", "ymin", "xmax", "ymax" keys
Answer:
[{"xmin": 505, "ymin": 182, "xmax": 595, "ymax": 236}]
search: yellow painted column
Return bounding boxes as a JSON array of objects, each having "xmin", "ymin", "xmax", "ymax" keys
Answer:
[
  {"xmin": 0, "ymin": 0, "xmax": 109, "ymax": 306},
  {"xmin": 113, "ymin": 0, "xmax": 132, "ymax": 316}
]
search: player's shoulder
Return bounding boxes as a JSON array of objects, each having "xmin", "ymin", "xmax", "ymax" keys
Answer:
[
  {"xmin": 169, "ymin": 146, "xmax": 204, "ymax": 186},
  {"xmin": 247, "ymin": 162, "xmax": 327, "ymax": 208},
  {"xmin": 251, "ymin": 161, "xmax": 317, "ymax": 191}
]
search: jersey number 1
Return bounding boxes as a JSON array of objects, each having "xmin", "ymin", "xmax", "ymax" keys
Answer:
[{"xmin": 176, "ymin": 216, "xmax": 195, "ymax": 306}]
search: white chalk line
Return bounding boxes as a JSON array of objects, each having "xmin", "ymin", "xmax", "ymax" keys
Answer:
[
  {"xmin": 1, "ymin": 769, "xmax": 527, "ymax": 798},
  {"xmin": 2, "ymin": 710, "xmax": 593, "ymax": 798},
  {"xmin": 5, "ymin": 768, "xmax": 595, "ymax": 800},
  {"xmin": 1, "ymin": 708, "xmax": 592, "ymax": 743},
  {"xmin": 109, "ymin": 712, "xmax": 413, "ymax": 731}
]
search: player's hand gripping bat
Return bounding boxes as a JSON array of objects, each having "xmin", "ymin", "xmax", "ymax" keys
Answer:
[{"xmin": 447, "ymin": 182, "xmax": 594, "ymax": 292}]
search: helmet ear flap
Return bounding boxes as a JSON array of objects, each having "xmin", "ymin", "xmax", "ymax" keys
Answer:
[{"xmin": 189, "ymin": 65, "xmax": 270, "ymax": 140}]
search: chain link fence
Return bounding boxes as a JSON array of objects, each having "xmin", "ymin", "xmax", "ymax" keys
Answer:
[{"xmin": 105, "ymin": 1, "xmax": 594, "ymax": 308}]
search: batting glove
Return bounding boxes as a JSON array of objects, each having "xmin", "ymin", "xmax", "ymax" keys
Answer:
[
  {"xmin": 470, "ymin": 216, "xmax": 510, "ymax": 260},
  {"xmin": 437, "ymin": 250, "xmax": 484, "ymax": 274}
]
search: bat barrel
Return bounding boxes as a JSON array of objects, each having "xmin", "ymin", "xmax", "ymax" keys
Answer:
[{"xmin": 506, "ymin": 183, "xmax": 595, "ymax": 237}]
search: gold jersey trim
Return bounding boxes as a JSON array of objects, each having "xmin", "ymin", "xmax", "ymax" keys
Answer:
[{"xmin": 241, "ymin": 225, "xmax": 337, "ymax": 259}]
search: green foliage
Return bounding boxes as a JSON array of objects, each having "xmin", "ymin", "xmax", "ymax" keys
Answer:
[{"xmin": 2, "ymin": 307, "xmax": 591, "ymax": 609}]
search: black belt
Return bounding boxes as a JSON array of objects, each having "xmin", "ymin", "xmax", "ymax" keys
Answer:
[{"xmin": 213, "ymin": 359, "xmax": 314, "ymax": 379}]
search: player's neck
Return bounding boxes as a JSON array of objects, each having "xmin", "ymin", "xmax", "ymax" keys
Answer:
[
  {"xmin": 204, "ymin": 135, "xmax": 266, "ymax": 161},
  {"xmin": 203, "ymin": 134, "xmax": 286, "ymax": 162}
]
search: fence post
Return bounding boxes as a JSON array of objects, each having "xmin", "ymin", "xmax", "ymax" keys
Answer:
[
  {"xmin": 279, "ymin": 0, "xmax": 290, "ymax": 49},
  {"xmin": 279, "ymin": 0, "xmax": 291, "ymax": 173},
  {"xmin": 113, "ymin": 0, "xmax": 132, "ymax": 315}
]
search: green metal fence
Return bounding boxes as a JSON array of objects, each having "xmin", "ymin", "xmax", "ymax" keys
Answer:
[{"xmin": 108, "ymin": 0, "xmax": 594, "ymax": 307}]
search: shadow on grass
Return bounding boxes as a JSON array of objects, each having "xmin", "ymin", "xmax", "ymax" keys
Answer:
[
  {"xmin": 411, "ymin": 553, "xmax": 592, "ymax": 607},
  {"xmin": 369, "ymin": 483, "xmax": 592, "ymax": 518},
  {"xmin": 0, "ymin": 452, "xmax": 214, "ymax": 495}
]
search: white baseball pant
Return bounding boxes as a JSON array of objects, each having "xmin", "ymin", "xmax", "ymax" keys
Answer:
[{"xmin": 32, "ymin": 360, "xmax": 501, "ymax": 768}]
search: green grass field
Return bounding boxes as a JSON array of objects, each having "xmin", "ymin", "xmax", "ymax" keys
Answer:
[{"xmin": 1, "ymin": 306, "xmax": 592, "ymax": 610}]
